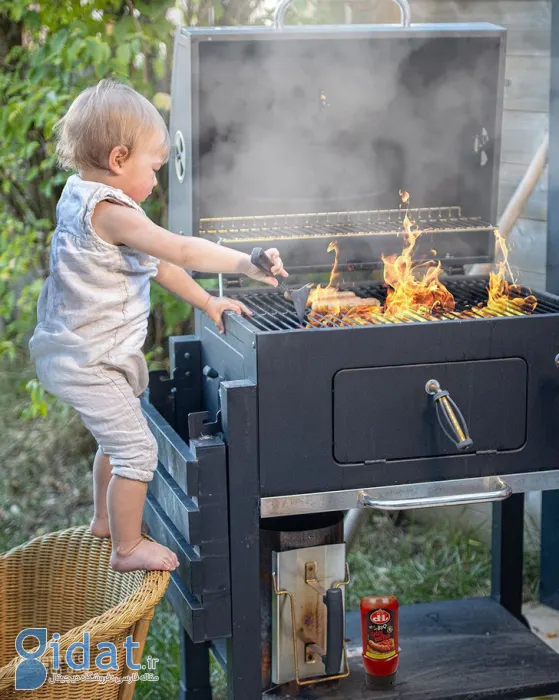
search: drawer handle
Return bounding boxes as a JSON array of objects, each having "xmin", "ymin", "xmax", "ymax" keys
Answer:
[
  {"xmin": 425, "ymin": 379, "xmax": 473, "ymax": 451},
  {"xmin": 359, "ymin": 479, "xmax": 512, "ymax": 511}
]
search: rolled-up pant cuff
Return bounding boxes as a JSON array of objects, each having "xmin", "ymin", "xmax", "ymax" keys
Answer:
[{"xmin": 111, "ymin": 465, "xmax": 156, "ymax": 483}]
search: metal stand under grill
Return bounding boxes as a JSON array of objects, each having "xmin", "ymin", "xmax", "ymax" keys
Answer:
[{"xmin": 143, "ymin": 337, "xmax": 559, "ymax": 700}]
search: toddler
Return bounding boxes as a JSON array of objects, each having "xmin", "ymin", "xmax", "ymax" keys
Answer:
[{"xmin": 29, "ymin": 79, "xmax": 287, "ymax": 573}]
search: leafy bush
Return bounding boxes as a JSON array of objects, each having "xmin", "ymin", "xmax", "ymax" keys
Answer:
[{"xmin": 0, "ymin": 0, "xmax": 268, "ymax": 362}]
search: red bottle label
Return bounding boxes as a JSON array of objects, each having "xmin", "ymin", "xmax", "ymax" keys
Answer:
[{"xmin": 365, "ymin": 608, "xmax": 396, "ymax": 660}]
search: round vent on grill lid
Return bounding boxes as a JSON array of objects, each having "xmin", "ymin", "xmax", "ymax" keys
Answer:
[{"xmin": 174, "ymin": 130, "xmax": 186, "ymax": 183}]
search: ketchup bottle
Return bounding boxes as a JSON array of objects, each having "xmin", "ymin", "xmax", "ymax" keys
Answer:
[{"xmin": 360, "ymin": 595, "xmax": 399, "ymax": 689}]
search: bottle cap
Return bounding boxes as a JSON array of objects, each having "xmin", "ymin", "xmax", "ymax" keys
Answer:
[{"xmin": 366, "ymin": 672, "xmax": 396, "ymax": 690}]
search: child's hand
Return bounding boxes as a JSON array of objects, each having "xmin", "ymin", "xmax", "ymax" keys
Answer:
[
  {"xmin": 204, "ymin": 296, "xmax": 252, "ymax": 334},
  {"xmin": 245, "ymin": 248, "xmax": 288, "ymax": 286}
]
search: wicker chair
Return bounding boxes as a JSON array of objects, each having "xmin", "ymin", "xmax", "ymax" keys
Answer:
[{"xmin": 0, "ymin": 526, "xmax": 170, "ymax": 699}]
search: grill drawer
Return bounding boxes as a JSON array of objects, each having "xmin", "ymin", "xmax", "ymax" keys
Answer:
[{"xmin": 333, "ymin": 358, "xmax": 527, "ymax": 463}]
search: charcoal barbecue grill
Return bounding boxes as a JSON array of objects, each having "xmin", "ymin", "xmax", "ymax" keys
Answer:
[{"xmin": 142, "ymin": 2, "xmax": 559, "ymax": 699}]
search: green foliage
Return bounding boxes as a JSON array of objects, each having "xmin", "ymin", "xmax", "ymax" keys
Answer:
[
  {"xmin": 21, "ymin": 377, "xmax": 56, "ymax": 419},
  {"xmin": 0, "ymin": 0, "xmax": 176, "ymax": 353},
  {"xmin": 1, "ymin": 0, "xmax": 263, "ymax": 358},
  {"xmin": 347, "ymin": 512, "xmax": 540, "ymax": 608},
  {"xmin": 0, "ymin": 0, "xmax": 309, "ymax": 363}
]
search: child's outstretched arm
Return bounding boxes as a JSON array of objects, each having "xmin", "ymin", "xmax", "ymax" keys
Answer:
[
  {"xmin": 92, "ymin": 201, "xmax": 287, "ymax": 333},
  {"xmin": 92, "ymin": 202, "xmax": 287, "ymax": 284},
  {"xmin": 154, "ymin": 261, "xmax": 252, "ymax": 333}
]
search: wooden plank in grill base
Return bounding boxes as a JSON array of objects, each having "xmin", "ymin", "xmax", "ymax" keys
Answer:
[
  {"xmin": 498, "ymin": 164, "xmax": 548, "ymax": 222},
  {"xmin": 263, "ymin": 598, "xmax": 559, "ymax": 700}
]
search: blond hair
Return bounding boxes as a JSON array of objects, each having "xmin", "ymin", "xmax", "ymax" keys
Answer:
[{"xmin": 54, "ymin": 79, "xmax": 170, "ymax": 172}]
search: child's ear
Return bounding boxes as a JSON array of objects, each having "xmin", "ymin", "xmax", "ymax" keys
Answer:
[{"xmin": 108, "ymin": 145, "xmax": 129, "ymax": 173}]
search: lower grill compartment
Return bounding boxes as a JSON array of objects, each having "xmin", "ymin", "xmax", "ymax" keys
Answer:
[{"xmin": 197, "ymin": 278, "xmax": 559, "ymax": 497}]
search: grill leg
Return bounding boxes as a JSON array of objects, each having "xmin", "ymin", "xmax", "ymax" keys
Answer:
[
  {"xmin": 540, "ymin": 490, "xmax": 559, "ymax": 610},
  {"xmin": 179, "ymin": 631, "xmax": 212, "ymax": 700},
  {"xmin": 221, "ymin": 380, "xmax": 262, "ymax": 700},
  {"xmin": 491, "ymin": 493, "xmax": 527, "ymax": 624}
]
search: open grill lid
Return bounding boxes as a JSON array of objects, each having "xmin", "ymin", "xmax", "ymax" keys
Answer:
[{"xmin": 168, "ymin": 3, "xmax": 506, "ymax": 275}]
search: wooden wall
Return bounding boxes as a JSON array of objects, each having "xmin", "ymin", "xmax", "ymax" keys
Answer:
[{"xmin": 361, "ymin": 0, "xmax": 551, "ymax": 288}]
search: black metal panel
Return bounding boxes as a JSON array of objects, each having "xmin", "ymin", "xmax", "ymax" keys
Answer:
[
  {"xmin": 143, "ymin": 368, "xmax": 232, "ymax": 641},
  {"xmin": 241, "ymin": 305, "xmax": 559, "ymax": 496},
  {"xmin": 144, "ymin": 480, "xmax": 231, "ymax": 641},
  {"xmin": 547, "ymin": 0, "xmax": 559, "ymax": 295},
  {"xmin": 540, "ymin": 490, "xmax": 559, "ymax": 610},
  {"xmin": 170, "ymin": 336, "xmax": 203, "ymax": 442},
  {"xmin": 201, "ymin": 590, "xmax": 235, "ymax": 641},
  {"xmin": 142, "ymin": 398, "xmax": 199, "ymax": 498},
  {"xmin": 543, "ymin": 0, "xmax": 559, "ymax": 621},
  {"xmin": 143, "ymin": 494, "xmax": 204, "ymax": 596},
  {"xmin": 147, "ymin": 371, "xmax": 176, "ymax": 428},
  {"xmin": 190, "ymin": 437, "xmax": 230, "ymax": 568},
  {"xmin": 333, "ymin": 358, "xmax": 527, "ymax": 463},
  {"xmin": 198, "ymin": 308, "xmax": 257, "ymax": 420},
  {"xmin": 192, "ymin": 282, "xmax": 559, "ymax": 497},
  {"xmin": 491, "ymin": 495, "xmax": 526, "ymax": 624},
  {"xmin": 149, "ymin": 465, "xmax": 201, "ymax": 545},
  {"xmin": 220, "ymin": 380, "xmax": 262, "ymax": 700},
  {"xmin": 166, "ymin": 572, "xmax": 206, "ymax": 644},
  {"xmin": 179, "ymin": 631, "xmax": 212, "ymax": 700},
  {"xmin": 144, "ymin": 402, "xmax": 231, "ymax": 590}
]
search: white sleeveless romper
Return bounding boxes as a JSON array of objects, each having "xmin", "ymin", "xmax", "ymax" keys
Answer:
[{"xmin": 29, "ymin": 174, "xmax": 160, "ymax": 482}]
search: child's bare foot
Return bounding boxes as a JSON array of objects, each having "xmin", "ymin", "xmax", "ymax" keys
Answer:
[
  {"xmin": 90, "ymin": 516, "xmax": 111, "ymax": 539},
  {"xmin": 110, "ymin": 538, "xmax": 179, "ymax": 573}
]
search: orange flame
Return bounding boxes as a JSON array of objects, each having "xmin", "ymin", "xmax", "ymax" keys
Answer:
[
  {"xmin": 307, "ymin": 241, "xmax": 345, "ymax": 315},
  {"xmin": 306, "ymin": 192, "xmax": 537, "ymax": 327},
  {"xmin": 480, "ymin": 229, "xmax": 537, "ymax": 315},
  {"xmin": 382, "ymin": 195, "xmax": 455, "ymax": 316}
]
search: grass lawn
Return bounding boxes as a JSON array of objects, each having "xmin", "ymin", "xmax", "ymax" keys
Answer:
[{"xmin": 0, "ymin": 356, "xmax": 540, "ymax": 699}]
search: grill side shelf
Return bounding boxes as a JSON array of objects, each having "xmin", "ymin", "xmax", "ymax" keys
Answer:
[
  {"xmin": 141, "ymin": 374, "xmax": 232, "ymax": 642},
  {"xmin": 265, "ymin": 599, "xmax": 559, "ymax": 700},
  {"xmin": 143, "ymin": 399, "xmax": 199, "ymax": 497}
]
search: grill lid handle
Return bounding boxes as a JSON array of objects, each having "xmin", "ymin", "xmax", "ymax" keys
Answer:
[{"xmin": 273, "ymin": 0, "xmax": 411, "ymax": 29}]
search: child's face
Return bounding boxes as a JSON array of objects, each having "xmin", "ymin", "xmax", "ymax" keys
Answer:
[{"xmin": 116, "ymin": 131, "xmax": 167, "ymax": 204}]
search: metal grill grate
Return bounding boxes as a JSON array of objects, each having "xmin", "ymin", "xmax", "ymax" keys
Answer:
[
  {"xmin": 200, "ymin": 207, "xmax": 493, "ymax": 242},
  {"xmin": 233, "ymin": 279, "xmax": 559, "ymax": 332}
]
